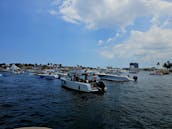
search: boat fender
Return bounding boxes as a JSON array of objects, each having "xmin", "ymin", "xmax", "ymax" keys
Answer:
[{"xmin": 78, "ymin": 86, "xmax": 80, "ymax": 90}]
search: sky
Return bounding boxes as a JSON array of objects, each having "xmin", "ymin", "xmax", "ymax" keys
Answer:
[{"xmin": 1, "ymin": 0, "xmax": 172, "ymax": 68}]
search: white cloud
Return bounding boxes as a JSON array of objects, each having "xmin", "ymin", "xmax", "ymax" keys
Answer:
[
  {"xmin": 59, "ymin": 0, "xmax": 81, "ymax": 24},
  {"xmin": 58, "ymin": 0, "xmax": 172, "ymax": 29},
  {"xmin": 54, "ymin": 0, "xmax": 172, "ymax": 65},
  {"xmin": 107, "ymin": 38, "xmax": 113, "ymax": 43},
  {"xmin": 48, "ymin": 10, "xmax": 58, "ymax": 16},
  {"xmin": 51, "ymin": 0, "xmax": 62, "ymax": 6},
  {"xmin": 100, "ymin": 26, "xmax": 172, "ymax": 62},
  {"xmin": 115, "ymin": 33, "xmax": 120, "ymax": 38},
  {"xmin": 97, "ymin": 40, "xmax": 103, "ymax": 46},
  {"xmin": 101, "ymin": 51, "xmax": 114, "ymax": 59},
  {"xmin": 105, "ymin": 32, "xmax": 123, "ymax": 44}
]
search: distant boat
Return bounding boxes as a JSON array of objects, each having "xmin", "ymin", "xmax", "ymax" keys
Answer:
[
  {"xmin": 97, "ymin": 73, "xmax": 134, "ymax": 82},
  {"xmin": 150, "ymin": 71, "xmax": 162, "ymax": 75},
  {"xmin": 150, "ymin": 69, "xmax": 169, "ymax": 75},
  {"xmin": 8, "ymin": 64, "xmax": 23, "ymax": 74},
  {"xmin": 38, "ymin": 73, "xmax": 59, "ymax": 80}
]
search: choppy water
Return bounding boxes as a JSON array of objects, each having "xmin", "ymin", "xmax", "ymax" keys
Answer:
[{"xmin": 0, "ymin": 71, "xmax": 172, "ymax": 129}]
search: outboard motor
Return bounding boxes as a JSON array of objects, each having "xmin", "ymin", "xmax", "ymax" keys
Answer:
[
  {"xmin": 96, "ymin": 81, "xmax": 105, "ymax": 93},
  {"xmin": 133, "ymin": 76, "xmax": 138, "ymax": 82},
  {"xmin": 57, "ymin": 75, "xmax": 61, "ymax": 79}
]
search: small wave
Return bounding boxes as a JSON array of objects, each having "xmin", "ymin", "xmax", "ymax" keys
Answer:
[{"xmin": 0, "ymin": 102, "xmax": 16, "ymax": 108}]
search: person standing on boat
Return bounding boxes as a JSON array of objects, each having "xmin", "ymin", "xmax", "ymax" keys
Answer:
[
  {"xmin": 73, "ymin": 74, "xmax": 76, "ymax": 81},
  {"xmin": 84, "ymin": 73, "xmax": 88, "ymax": 83},
  {"xmin": 93, "ymin": 74, "xmax": 97, "ymax": 82},
  {"xmin": 76, "ymin": 74, "xmax": 79, "ymax": 81}
]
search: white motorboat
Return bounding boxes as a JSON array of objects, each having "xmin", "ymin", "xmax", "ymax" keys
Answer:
[
  {"xmin": 38, "ymin": 73, "xmax": 59, "ymax": 80},
  {"xmin": 97, "ymin": 73, "xmax": 134, "ymax": 82},
  {"xmin": 149, "ymin": 71, "xmax": 163, "ymax": 75},
  {"xmin": 61, "ymin": 77, "xmax": 106, "ymax": 93},
  {"xmin": 150, "ymin": 69, "xmax": 169, "ymax": 75},
  {"xmin": 9, "ymin": 64, "xmax": 23, "ymax": 74}
]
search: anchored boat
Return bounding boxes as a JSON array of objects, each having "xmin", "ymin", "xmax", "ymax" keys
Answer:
[
  {"xmin": 97, "ymin": 73, "xmax": 135, "ymax": 82},
  {"xmin": 60, "ymin": 72, "xmax": 107, "ymax": 93},
  {"xmin": 38, "ymin": 73, "xmax": 59, "ymax": 80}
]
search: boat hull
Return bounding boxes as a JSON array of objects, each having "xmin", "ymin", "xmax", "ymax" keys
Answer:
[
  {"xmin": 61, "ymin": 78, "xmax": 100, "ymax": 93},
  {"xmin": 98, "ymin": 74, "xmax": 133, "ymax": 82},
  {"xmin": 38, "ymin": 74, "xmax": 58, "ymax": 80}
]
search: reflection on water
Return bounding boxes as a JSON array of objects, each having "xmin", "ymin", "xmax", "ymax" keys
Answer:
[{"xmin": 0, "ymin": 72, "xmax": 172, "ymax": 129}]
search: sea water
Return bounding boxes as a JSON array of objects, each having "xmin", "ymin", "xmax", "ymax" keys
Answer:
[{"xmin": 0, "ymin": 71, "xmax": 172, "ymax": 129}]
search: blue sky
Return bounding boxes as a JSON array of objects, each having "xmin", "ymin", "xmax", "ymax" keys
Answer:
[{"xmin": 1, "ymin": 0, "xmax": 172, "ymax": 68}]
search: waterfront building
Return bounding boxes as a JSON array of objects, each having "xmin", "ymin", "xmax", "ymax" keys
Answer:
[{"xmin": 129, "ymin": 63, "xmax": 139, "ymax": 73}]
